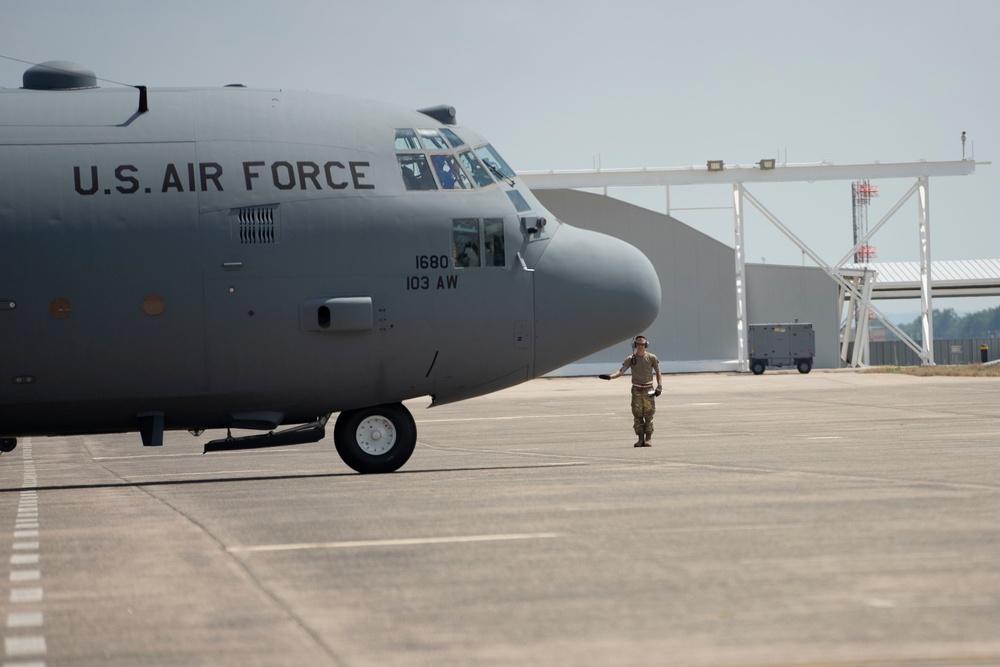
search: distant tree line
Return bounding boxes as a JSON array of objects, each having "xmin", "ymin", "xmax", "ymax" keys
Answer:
[{"xmin": 894, "ymin": 306, "xmax": 1000, "ymax": 340}]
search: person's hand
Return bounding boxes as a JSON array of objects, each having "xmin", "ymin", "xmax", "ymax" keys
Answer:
[
  {"xmin": 598, "ymin": 374, "xmax": 611, "ymax": 380},
  {"xmin": 654, "ymin": 388, "xmax": 662, "ymax": 397}
]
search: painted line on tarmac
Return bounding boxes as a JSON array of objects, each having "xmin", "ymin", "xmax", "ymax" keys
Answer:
[
  {"xmin": 417, "ymin": 413, "xmax": 614, "ymax": 424},
  {"xmin": 4, "ymin": 437, "xmax": 47, "ymax": 666},
  {"xmin": 228, "ymin": 532, "xmax": 560, "ymax": 554}
]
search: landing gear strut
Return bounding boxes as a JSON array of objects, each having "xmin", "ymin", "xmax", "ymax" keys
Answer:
[{"xmin": 333, "ymin": 402, "xmax": 416, "ymax": 474}]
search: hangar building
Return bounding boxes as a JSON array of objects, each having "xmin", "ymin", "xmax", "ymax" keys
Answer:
[
  {"xmin": 525, "ymin": 157, "xmax": 996, "ymax": 375},
  {"xmin": 535, "ymin": 189, "xmax": 839, "ymax": 375}
]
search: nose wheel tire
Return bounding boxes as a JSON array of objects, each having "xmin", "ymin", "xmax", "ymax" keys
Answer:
[{"xmin": 333, "ymin": 403, "xmax": 416, "ymax": 474}]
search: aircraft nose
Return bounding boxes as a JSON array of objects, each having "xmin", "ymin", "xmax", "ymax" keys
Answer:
[{"xmin": 533, "ymin": 224, "xmax": 661, "ymax": 376}]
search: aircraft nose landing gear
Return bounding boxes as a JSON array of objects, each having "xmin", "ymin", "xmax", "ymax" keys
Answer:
[
  {"xmin": 334, "ymin": 403, "xmax": 416, "ymax": 474},
  {"xmin": 0, "ymin": 437, "xmax": 17, "ymax": 454}
]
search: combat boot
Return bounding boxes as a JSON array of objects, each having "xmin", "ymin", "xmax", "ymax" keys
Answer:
[
  {"xmin": 634, "ymin": 436, "xmax": 644, "ymax": 448},
  {"xmin": 642, "ymin": 432, "xmax": 652, "ymax": 447}
]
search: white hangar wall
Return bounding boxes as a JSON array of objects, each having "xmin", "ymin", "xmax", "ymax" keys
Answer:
[
  {"xmin": 534, "ymin": 189, "xmax": 840, "ymax": 373},
  {"xmin": 745, "ymin": 264, "xmax": 841, "ymax": 371}
]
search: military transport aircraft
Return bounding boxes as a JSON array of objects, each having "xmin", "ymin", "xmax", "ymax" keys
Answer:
[{"xmin": 0, "ymin": 61, "xmax": 660, "ymax": 473}]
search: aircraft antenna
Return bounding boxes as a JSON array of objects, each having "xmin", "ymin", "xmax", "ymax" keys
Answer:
[{"xmin": 2, "ymin": 54, "xmax": 149, "ymax": 113}]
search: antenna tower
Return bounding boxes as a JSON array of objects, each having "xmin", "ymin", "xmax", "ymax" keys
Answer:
[{"xmin": 851, "ymin": 180, "xmax": 879, "ymax": 263}]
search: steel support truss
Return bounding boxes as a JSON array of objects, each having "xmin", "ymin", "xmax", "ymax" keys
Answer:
[
  {"xmin": 731, "ymin": 178, "xmax": 934, "ymax": 367},
  {"xmin": 838, "ymin": 268, "xmax": 876, "ymax": 367},
  {"xmin": 520, "ymin": 159, "xmax": 984, "ymax": 370}
]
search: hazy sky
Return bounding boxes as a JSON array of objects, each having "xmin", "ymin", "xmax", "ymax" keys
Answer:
[{"xmin": 3, "ymin": 0, "xmax": 997, "ymax": 318}]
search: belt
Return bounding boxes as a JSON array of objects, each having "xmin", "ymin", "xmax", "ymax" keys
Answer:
[{"xmin": 632, "ymin": 383, "xmax": 653, "ymax": 390}]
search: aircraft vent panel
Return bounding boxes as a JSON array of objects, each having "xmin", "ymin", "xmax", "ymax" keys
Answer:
[{"xmin": 234, "ymin": 206, "xmax": 280, "ymax": 244}]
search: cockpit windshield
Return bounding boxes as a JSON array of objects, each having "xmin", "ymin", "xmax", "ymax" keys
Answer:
[
  {"xmin": 440, "ymin": 128, "xmax": 465, "ymax": 148},
  {"xmin": 418, "ymin": 129, "xmax": 450, "ymax": 150},
  {"xmin": 474, "ymin": 144, "xmax": 516, "ymax": 180},
  {"xmin": 457, "ymin": 150, "xmax": 494, "ymax": 187},
  {"xmin": 397, "ymin": 154, "xmax": 437, "ymax": 190},
  {"xmin": 430, "ymin": 154, "xmax": 472, "ymax": 190},
  {"xmin": 394, "ymin": 128, "xmax": 421, "ymax": 150},
  {"xmin": 394, "ymin": 127, "xmax": 517, "ymax": 192}
]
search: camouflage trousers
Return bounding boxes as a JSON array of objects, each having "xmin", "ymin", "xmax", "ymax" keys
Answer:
[{"xmin": 630, "ymin": 388, "xmax": 656, "ymax": 436}]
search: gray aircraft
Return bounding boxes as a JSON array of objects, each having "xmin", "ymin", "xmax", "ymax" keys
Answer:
[{"xmin": 0, "ymin": 61, "xmax": 660, "ymax": 473}]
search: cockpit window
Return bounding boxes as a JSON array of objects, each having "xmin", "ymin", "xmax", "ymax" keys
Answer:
[
  {"xmin": 440, "ymin": 128, "xmax": 466, "ymax": 148},
  {"xmin": 452, "ymin": 218, "xmax": 506, "ymax": 269},
  {"xmin": 506, "ymin": 190, "xmax": 531, "ymax": 212},
  {"xmin": 394, "ymin": 129, "xmax": 511, "ymax": 192},
  {"xmin": 453, "ymin": 219, "xmax": 481, "ymax": 267},
  {"xmin": 483, "ymin": 218, "xmax": 505, "ymax": 267},
  {"xmin": 397, "ymin": 154, "xmax": 437, "ymax": 190},
  {"xmin": 458, "ymin": 150, "xmax": 494, "ymax": 187},
  {"xmin": 394, "ymin": 128, "xmax": 421, "ymax": 150},
  {"xmin": 430, "ymin": 154, "xmax": 472, "ymax": 190},
  {"xmin": 418, "ymin": 129, "xmax": 450, "ymax": 150},
  {"xmin": 475, "ymin": 144, "xmax": 516, "ymax": 180}
]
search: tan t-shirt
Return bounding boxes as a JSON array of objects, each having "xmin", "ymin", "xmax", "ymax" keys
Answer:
[{"xmin": 619, "ymin": 352, "xmax": 659, "ymax": 385}]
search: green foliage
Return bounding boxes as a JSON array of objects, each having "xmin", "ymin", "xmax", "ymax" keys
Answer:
[{"xmin": 896, "ymin": 305, "xmax": 1000, "ymax": 340}]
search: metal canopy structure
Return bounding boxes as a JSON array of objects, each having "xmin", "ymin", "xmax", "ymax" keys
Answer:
[
  {"xmin": 849, "ymin": 258, "xmax": 1000, "ymax": 299},
  {"xmin": 522, "ymin": 159, "xmax": 990, "ymax": 369}
]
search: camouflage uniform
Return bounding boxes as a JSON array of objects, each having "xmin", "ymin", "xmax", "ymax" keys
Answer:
[
  {"xmin": 616, "ymin": 351, "xmax": 660, "ymax": 445},
  {"xmin": 630, "ymin": 386, "xmax": 656, "ymax": 442}
]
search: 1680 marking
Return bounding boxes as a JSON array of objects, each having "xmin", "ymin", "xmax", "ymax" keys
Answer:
[{"xmin": 415, "ymin": 255, "xmax": 450, "ymax": 270}]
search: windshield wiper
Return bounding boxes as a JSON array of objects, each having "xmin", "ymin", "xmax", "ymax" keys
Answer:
[{"xmin": 485, "ymin": 161, "xmax": 515, "ymax": 188}]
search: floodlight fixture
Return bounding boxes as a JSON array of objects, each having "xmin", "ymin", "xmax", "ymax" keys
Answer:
[
  {"xmin": 759, "ymin": 158, "xmax": 776, "ymax": 170},
  {"xmin": 707, "ymin": 160, "xmax": 724, "ymax": 172}
]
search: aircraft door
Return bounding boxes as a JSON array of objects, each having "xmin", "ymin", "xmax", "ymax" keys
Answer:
[
  {"xmin": 427, "ymin": 215, "xmax": 534, "ymax": 404},
  {"xmin": 486, "ymin": 215, "xmax": 535, "ymax": 374},
  {"xmin": 200, "ymin": 205, "xmax": 306, "ymax": 404},
  {"xmin": 478, "ymin": 215, "xmax": 534, "ymax": 374}
]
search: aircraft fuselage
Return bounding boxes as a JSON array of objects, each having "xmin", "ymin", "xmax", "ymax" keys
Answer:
[{"xmin": 1, "ymin": 63, "xmax": 660, "ymax": 472}]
